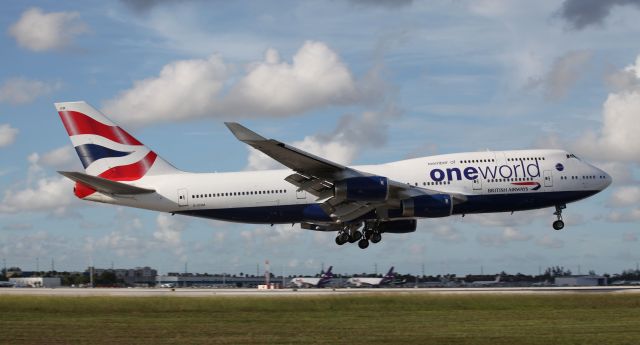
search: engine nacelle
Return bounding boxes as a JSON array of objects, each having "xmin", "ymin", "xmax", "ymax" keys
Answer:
[
  {"xmin": 401, "ymin": 194, "xmax": 452, "ymax": 218},
  {"xmin": 378, "ymin": 219, "xmax": 417, "ymax": 233},
  {"xmin": 335, "ymin": 176, "xmax": 389, "ymax": 202}
]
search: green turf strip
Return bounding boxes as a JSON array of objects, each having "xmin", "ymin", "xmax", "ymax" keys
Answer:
[{"xmin": 1, "ymin": 294, "xmax": 639, "ymax": 345}]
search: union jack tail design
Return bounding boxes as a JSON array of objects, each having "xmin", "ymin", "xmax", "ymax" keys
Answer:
[{"xmin": 55, "ymin": 101, "xmax": 178, "ymax": 198}]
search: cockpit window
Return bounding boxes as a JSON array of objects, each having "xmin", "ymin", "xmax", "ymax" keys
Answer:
[{"xmin": 566, "ymin": 153, "xmax": 580, "ymax": 160}]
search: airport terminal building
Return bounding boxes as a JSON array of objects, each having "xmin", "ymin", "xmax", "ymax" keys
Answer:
[
  {"xmin": 156, "ymin": 274, "xmax": 276, "ymax": 288},
  {"xmin": 554, "ymin": 275, "xmax": 607, "ymax": 286}
]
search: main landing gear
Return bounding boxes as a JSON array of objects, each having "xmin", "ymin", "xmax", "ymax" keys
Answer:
[
  {"xmin": 552, "ymin": 204, "xmax": 566, "ymax": 230},
  {"xmin": 334, "ymin": 222, "xmax": 382, "ymax": 249}
]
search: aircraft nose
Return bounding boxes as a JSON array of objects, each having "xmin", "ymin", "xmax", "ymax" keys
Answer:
[{"xmin": 599, "ymin": 168, "xmax": 612, "ymax": 190}]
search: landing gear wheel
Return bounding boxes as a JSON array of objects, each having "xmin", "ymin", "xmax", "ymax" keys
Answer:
[
  {"xmin": 552, "ymin": 220, "xmax": 564, "ymax": 231},
  {"xmin": 552, "ymin": 204, "xmax": 566, "ymax": 231},
  {"xmin": 351, "ymin": 231, "xmax": 363, "ymax": 243},
  {"xmin": 358, "ymin": 238, "xmax": 369, "ymax": 249},
  {"xmin": 371, "ymin": 232, "xmax": 382, "ymax": 244},
  {"xmin": 363, "ymin": 230, "xmax": 373, "ymax": 240},
  {"xmin": 336, "ymin": 232, "xmax": 349, "ymax": 245}
]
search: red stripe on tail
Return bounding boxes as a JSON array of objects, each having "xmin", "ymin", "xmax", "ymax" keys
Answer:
[
  {"xmin": 99, "ymin": 151, "xmax": 157, "ymax": 181},
  {"xmin": 59, "ymin": 110, "xmax": 143, "ymax": 145},
  {"xmin": 73, "ymin": 151, "xmax": 157, "ymax": 199}
]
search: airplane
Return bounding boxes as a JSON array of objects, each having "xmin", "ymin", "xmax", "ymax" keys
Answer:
[
  {"xmin": 0, "ymin": 281, "xmax": 15, "ymax": 288},
  {"xmin": 54, "ymin": 101, "xmax": 612, "ymax": 249},
  {"xmin": 347, "ymin": 266, "xmax": 397, "ymax": 287},
  {"xmin": 289, "ymin": 266, "xmax": 334, "ymax": 288},
  {"xmin": 470, "ymin": 275, "xmax": 501, "ymax": 286}
]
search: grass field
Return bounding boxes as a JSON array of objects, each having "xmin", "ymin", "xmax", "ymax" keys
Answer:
[{"xmin": 1, "ymin": 293, "xmax": 639, "ymax": 344}]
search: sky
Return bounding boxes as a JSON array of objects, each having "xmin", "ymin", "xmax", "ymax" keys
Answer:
[{"xmin": 1, "ymin": 0, "xmax": 639, "ymax": 277}]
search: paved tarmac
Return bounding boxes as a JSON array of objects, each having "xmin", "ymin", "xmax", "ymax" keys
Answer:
[{"xmin": 1, "ymin": 286, "xmax": 639, "ymax": 297}]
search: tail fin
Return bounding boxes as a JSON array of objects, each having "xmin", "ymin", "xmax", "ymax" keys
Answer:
[
  {"xmin": 322, "ymin": 266, "xmax": 333, "ymax": 278},
  {"xmin": 318, "ymin": 266, "xmax": 333, "ymax": 287},
  {"xmin": 55, "ymin": 101, "xmax": 178, "ymax": 181},
  {"xmin": 385, "ymin": 266, "xmax": 395, "ymax": 278}
]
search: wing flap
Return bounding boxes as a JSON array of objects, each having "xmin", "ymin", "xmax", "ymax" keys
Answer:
[
  {"xmin": 284, "ymin": 173, "xmax": 333, "ymax": 200},
  {"xmin": 58, "ymin": 171, "xmax": 156, "ymax": 195}
]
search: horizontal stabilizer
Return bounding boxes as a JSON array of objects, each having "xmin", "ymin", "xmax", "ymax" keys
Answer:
[{"xmin": 58, "ymin": 171, "xmax": 156, "ymax": 195}]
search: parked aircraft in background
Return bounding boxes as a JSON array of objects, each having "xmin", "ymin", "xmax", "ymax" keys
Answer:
[
  {"xmin": 289, "ymin": 266, "xmax": 334, "ymax": 288},
  {"xmin": 347, "ymin": 267, "xmax": 397, "ymax": 287},
  {"xmin": 0, "ymin": 281, "xmax": 15, "ymax": 288},
  {"xmin": 55, "ymin": 101, "xmax": 611, "ymax": 249},
  {"xmin": 470, "ymin": 275, "xmax": 501, "ymax": 286}
]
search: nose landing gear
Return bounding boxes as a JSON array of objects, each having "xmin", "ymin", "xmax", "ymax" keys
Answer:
[{"xmin": 552, "ymin": 204, "xmax": 566, "ymax": 230}]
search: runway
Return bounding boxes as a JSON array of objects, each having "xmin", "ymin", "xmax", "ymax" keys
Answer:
[{"xmin": 1, "ymin": 286, "xmax": 639, "ymax": 297}]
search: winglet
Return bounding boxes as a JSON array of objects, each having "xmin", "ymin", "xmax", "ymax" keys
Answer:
[{"xmin": 224, "ymin": 122, "xmax": 267, "ymax": 142}]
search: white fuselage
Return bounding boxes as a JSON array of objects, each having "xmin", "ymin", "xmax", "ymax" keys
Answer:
[{"xmin": 83, "ymin": 149, "xmax": 611, "ymax": 224}]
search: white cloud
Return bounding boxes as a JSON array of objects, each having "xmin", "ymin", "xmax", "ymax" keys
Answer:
[
  {"xmin": 544, "ymin": 51, "xmax": 591, "ymax": 100},
  {"xmin": 224, "ymin": 42, "xmax": 360, "ymax": 116},
  {"xmin": 8, "ymin": 7, "xmax": 88, "ymax": 52},
  {"xmin": 424, "ymin": 224, "xmax": 465, "ymax": 243},
  {"xmin": 0, "ymin": 177, "xmax": 75, "ymax": 214},
  {"xmin": 103, "ymin": 41, "xmax": 381, "ymax": 128},
  {"xmin": 477, "ymin": 227, "xmax": 531, "ymax": 247},
  {"xmin": 240, "ymin": 224, "xmax": 302, "ymax": 247},
  {"xmin": 607, "ymin": 208, "xmax": 640, "ymax": 223},
  {"xmin": 93, "ymin": 217, "xmax": 148, "ymax": 258},
  {"xmin": 592, "ymin": 161, "xmax": 634, "ymax": 185},
  {"xmin": 39, "ymin": 146, "xmax": 78, "ymax": 170},
  {"xmin": 0, "ymin": 124, "xmax": 18, "ymax": 148},
  {"xmin": 575, "ymin": 55, "xmax": 640, "ymax": 162},
  {"xmin": 103, "ymin": 55, "xmax": 228, "ymax": 127},
  {"xmin": 0, "ymin": 77, "xmax": 61, "ymax": 105},
  {"xmin": 535, "ymin": 235, "xmax": 564, "ymax": 249},
  {"xmin": 0, "ymin": 231, "xmax": 69, "ymax": 260},
  {"xmin": 609, "ymin": 186, "xmax": 640, "ymax": 207},
  {"xmin": 154, "ymin": 214, "xmax": 187, "ymax": 250},
  {"xmin": 527, "ymin": 50, "xmax": 591, "ymax": 100},
  {"xmin": 247, "ymin": 108, "xmax": 394, "ymax": 170}
]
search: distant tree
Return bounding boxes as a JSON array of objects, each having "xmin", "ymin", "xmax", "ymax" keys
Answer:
[
  {"xmin": 544, "ymin": 266, "xmax": 572, "ymax": 277},
  {"xmin": 95, "ymin": 271, "xmax": 122, "ymax": 286}
]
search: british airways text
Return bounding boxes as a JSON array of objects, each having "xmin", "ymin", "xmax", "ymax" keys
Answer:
[{"xmin": 429, "ymin": 160, "xmax": 540, "ymax": 182}]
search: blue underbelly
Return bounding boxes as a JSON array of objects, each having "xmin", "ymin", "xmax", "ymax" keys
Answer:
[{"xmin": 176, "ymin": 190, "xmax": 599, "ymax": 223}]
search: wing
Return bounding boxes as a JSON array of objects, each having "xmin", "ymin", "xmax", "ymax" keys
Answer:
[{"xmin": 225, "ymin": 122, "xmax": 452, "ymax": 223}]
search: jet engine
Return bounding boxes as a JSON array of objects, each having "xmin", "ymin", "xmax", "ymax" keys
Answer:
[
  {"xmin": 401, "ymin": 194, "xmax": 452, "ymax": 218},
  {"xmin": 334, "ymin": 176, "xmax": 389, "ymax": 202},
  {"xmin": 378, "ymin": 219, "xmax": 417, "ymax": 233}
]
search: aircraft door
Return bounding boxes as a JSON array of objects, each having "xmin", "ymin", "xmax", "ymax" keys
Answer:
[
  {"xmin": 178, "ymin": 188, "xmax": 188, "ymax": 206},
  {"xmin": 543, "ymin": 170, "xmax": 553, "ymax": 187},
  {"xmin": 296, "ymin": 189, "xmax": 307, "ymax": 199},
  {"xmin": 472, "ymin": 178, "xmax": 482, "ymax": 191}
]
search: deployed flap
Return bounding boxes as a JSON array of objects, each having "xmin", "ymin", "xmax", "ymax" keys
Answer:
[
  {"xmin": 58, "ymin": 171, "xmax": 155, "ymax": 195},
  {"xmin": 284, "ymin": 173, "xmax": 333, "ymax": 200}
]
